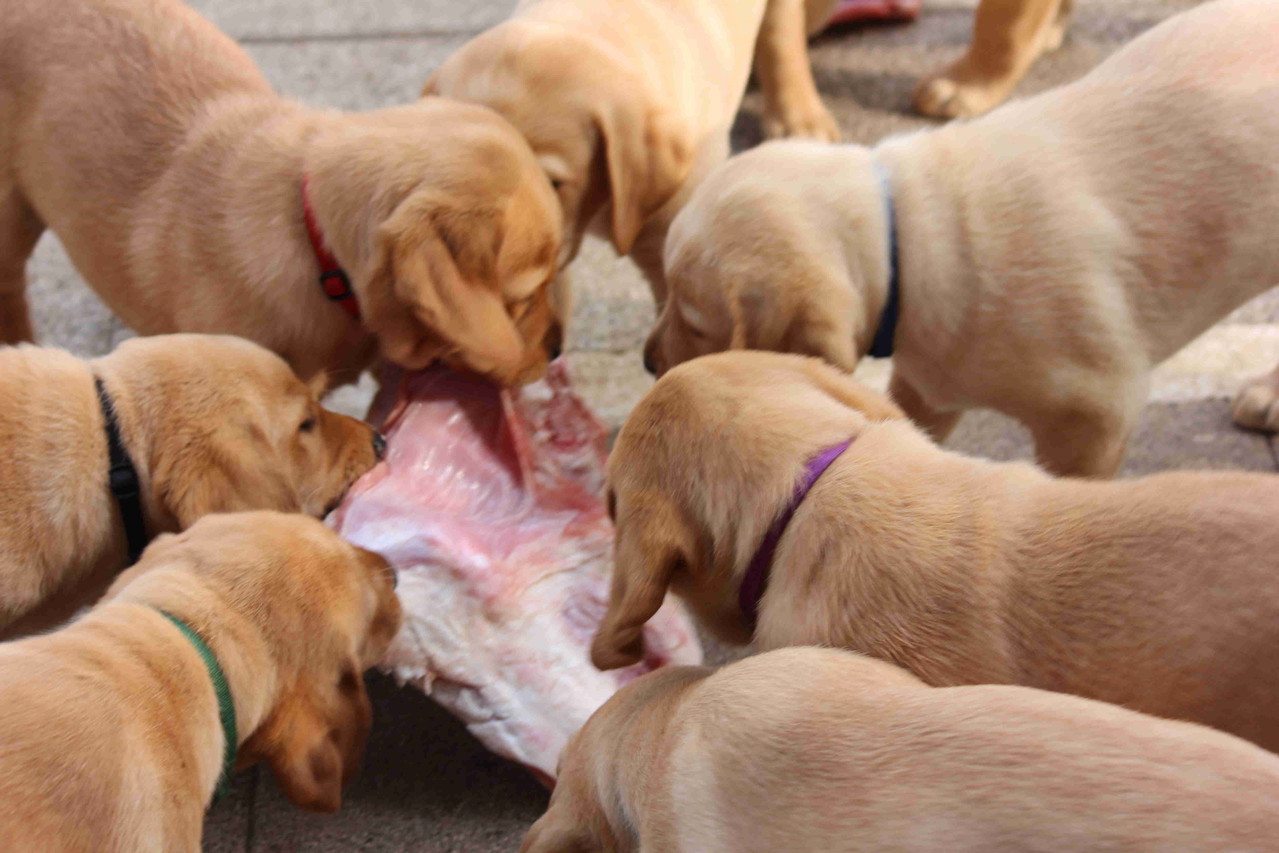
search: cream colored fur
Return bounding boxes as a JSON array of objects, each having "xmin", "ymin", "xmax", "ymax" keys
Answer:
[
  {"xmin": 0, "ymin": 335, "xmax": 380, "ymax": 640},
  {"xmin": 531, "ymin": 648, "xmax": 1279, "ymax": 853},
  {"xmin": 427, "ymin": 0, "xmax": 842, "ymax": 303},
  {"xmin": 0, "ymin": 512, "xmax": 401, "ymax": 852},
  {"xmin": 655, "ymin": 0, "xmax": 1279, "ymax": 476},
  {"xmin": 594, "ymin": 352, "xmax": 1279, "ymax": 756},
  {"xmin": 0, "ymin": 0, "xmax": 563, "ymax": 387}
]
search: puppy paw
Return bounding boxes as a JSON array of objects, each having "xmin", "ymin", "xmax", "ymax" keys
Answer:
[
  {"xmin": 913, "ymin": 67, "xmax": 1010, "ymax": 119},
  {"xmin": 1232, "ymin": 370, "xmax": 1279, "ymax": 432},
  {"xmin": 762, "ymin": 100, "xmax": 841, "ymax": 143}
]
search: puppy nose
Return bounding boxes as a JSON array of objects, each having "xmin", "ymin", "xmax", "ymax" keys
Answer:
[
  {"xmin": 642, "ymin": 350, "xmax": 657, "ymax": 376},
  {"xmin": 372, "ymin": 431, "xmax": 388, "ymax": 460},
  {"xmin": 546, "ymin": 325, "xmax": 564, "ymax": 362}
]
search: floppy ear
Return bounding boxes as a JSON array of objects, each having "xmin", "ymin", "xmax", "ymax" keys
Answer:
[
  {"xmin": 805, "ymin": 360, "xmax": 907, "ymax": 421},
  {"xmin": 595, "ymin": 93, "xmax": 694, "ymax": 255},
  {"xmin": 362, "ymin": 199, "xmax": 526, "ymax": 383},
  {"xmin": 250, "ymin": 659, "xmax": 373, "ymax": 813},
  {"xmin": 591, "ymin": 496, "xmax": 690, "ymax": 671},
  {"xmin": 158, "ymin": 444, "xmax": 297, "ymax": 528}
]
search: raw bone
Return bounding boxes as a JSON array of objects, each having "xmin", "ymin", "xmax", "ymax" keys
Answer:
[{"xmin": 329, "ymin": 363, "xmax": 702, "ymax": 780}]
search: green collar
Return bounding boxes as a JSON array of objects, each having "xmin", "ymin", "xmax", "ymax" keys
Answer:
[{"xmin": 154, "ymin": 609, "xmax": 238, "ymax": 800}]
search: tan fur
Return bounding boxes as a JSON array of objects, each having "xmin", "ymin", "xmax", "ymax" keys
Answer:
[
  {"xmin": 0, "ymin": 0, "xmax": 563, "ymax": 387},
  {"xmin": 0, "ymin": 512, "xmax": 402, "ymax": 853},
  {"xmin": 426, "ymin": 0, "xmax": 841, "ymax": 302},
  {"xmin": 915, "ymin": 0, "xmax": 1075, "ymax": 119},
  {"xmin": 594, "ymin": 352, "xmax": 1279, "ymax": 755},
  {"xmin": 533, "ymin": 647, "xmax": 1279, "ymax": 852},
  {"xmin": 0, "ymin": 334, "xmax": 380, "ymax": 639},
  {"xmin": 654, "ymin": 0, "xmax": 1279, "ymax": 477}
]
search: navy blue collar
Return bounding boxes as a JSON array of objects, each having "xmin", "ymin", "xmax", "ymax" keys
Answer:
[{"xmin": 867, "ymin": 161, "xmax": 900, "ymax": 359}]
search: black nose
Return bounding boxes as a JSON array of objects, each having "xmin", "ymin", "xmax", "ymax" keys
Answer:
[
  {"xmin": 642, "ymin": 350, "xmax": 657, "ymax": 376},
  {"xmin": 372, "ymin": 431, "xmax": 387, "ymax": 460},
  {"xmin": 548, "ymin": 341, "xmax": 563, "ymax": 361}
]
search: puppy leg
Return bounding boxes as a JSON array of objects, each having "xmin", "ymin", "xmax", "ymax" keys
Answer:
[
  {"xmin": 1026, "ymin": 403, "xmax": 1134, "ymax": 479},
  {"xmin": 756, "ymin": 0, "xmax": 841, "ymax": 142},
  {"xmin": 914, "ymin": 0, "xmax": 1065, "ymax": 119},
  {"xmin": 1232, "ymin": 364, "xmax": 1279, "ymax": 433},
  {"xmin": 0, "ymin": 189, "xmax": 44, "ymax": 344},
  {"xmin": 889, "ymin": 371, "xmax": 963, "ymax": 442}
]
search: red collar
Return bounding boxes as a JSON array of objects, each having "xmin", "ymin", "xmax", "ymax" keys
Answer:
[{"xmin": 301, "ymin": 177, "xmax": 361, "ymax": 320}]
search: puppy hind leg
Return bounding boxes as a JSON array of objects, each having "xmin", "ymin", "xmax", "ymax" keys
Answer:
[
  {"xmin": 0, "ymin": 188, "xmax": 44, "ymax": 344},
  {"xmin": 913, "ymin": 0, "xmax": 1065, "ymax": 120},
  {"xmin": 889, "ymin": 371, "xmax": 964, "ymax": 442},
  {"xmin": 1232, "ymin": 364, "xmax": 1279, "ymax": 433},
  {"xmin": 1027, "ymin": 402, "xmax": 1135, "ymax": 479},
  {"xmin": 756, "ymin": 0, "xmax": 841, "ymax": 142}
]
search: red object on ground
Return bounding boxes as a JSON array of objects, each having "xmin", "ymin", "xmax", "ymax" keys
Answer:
[
  {"xmin": 823, "ymin": 0, "xmax": 921, "ymax": 28},
  {"xmin": 329, "ymin": 363, "xmax": 702, "ymax": 780}
]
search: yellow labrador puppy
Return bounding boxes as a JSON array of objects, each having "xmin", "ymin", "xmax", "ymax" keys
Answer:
[
  {"xmin": 0, "ymin": 512, "xmax": 402, "ymax": 852},
  {"xmin": 532, "ymin": 648, "xmax": 1279, "ymax": 853},
  {"xmin": 593, "ymin": 352, "xmax": 1279, "ymax": 754},
  {"xmin": 0, "ymin": 334, "xmax": 381, "ymax": 639},
  {"xmin": 654, "ymin": 0, "xmax": 1279, "ymax": 477},
  {"xmin": 1, "ymin": 0, "xmax": 562, "ymax": 387},
  {"xmin": 914, "ymin": 0, "xmax": 1075, "ymax": 119},
  {"xmin": 427, "ymin": 0, "xmax": 842, "ymax": 301}
]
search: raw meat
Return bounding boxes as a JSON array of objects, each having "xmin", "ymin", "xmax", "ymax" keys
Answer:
[{"xmin": 329, "ymin": 362, "xmax": 702, "ymax": 780}]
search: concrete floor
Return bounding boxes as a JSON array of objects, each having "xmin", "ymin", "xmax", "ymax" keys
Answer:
[{"xmin": 19, "ymin": 0, "xmax": 1277, "ymax": 850}]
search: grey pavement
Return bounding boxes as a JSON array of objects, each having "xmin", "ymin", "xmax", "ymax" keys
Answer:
[{"xmin": 17, "ymin": 0, "xmax": 1277, "ymax": 850}]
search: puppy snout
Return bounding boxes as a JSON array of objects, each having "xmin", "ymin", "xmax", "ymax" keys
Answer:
[
  {"xmin": 545, "ymin": 324, "xmax": 564, "ymax": 362},
  {"xmin": 372, "ymin": 431, "xmax": 388, "ymax": 460},
  {"xmin": 642, "ymin": 345, "xmax": 657, "ymax": 376}
]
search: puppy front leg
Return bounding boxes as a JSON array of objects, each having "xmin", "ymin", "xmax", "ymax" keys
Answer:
[
  {"xmin": 889, "ymin": 370, "xmax": 963, "ymax": 442},
  {"xmin": 1027, "ymin": 403, "xmax": 1134, "ymax": 479},
  {"xmin": 756, "ymin": 0, "xmax": 841, "ymax": 142},
  {"xmin": 914, "ymin": 0, "xmax": 1066, "ymax": 119},
  {"xmin": 0, "ymin": 189, "xmax": 44, "ymax": 344}
]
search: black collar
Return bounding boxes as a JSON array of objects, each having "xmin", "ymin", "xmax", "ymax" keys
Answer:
[
  {"xmin": 94, "ymin": 378, "xmax": 149, "ymax": 565},
  {"xmin": 867, "ymin": 161, "xmax": 900, "ymax": 359}
]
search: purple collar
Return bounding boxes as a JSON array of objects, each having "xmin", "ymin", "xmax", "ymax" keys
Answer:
[{"xmin": 739, "ymin": 440, "xmax": 853, "ymax": 631}]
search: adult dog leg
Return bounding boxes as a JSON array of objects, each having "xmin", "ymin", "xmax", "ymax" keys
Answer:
[
  {"xmin": 756, "ymin": 0, "xmax": 841, "ymax": 141},
  {"xmin": 914, "ymin": 0, "xmax": 1065, "ymax": 119},
  {"xmin": 0, "ymin": 188, "xmax": 44, "ymax": 344}
]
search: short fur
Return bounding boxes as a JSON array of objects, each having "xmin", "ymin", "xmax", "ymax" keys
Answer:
[
  {"xmin": 594, "ymin": 352, "xmax": 1279, "ymax": 755},
  {"xmin": 914, "ymin": 0, "xmax": 1075, "ymax": 119},
  {"xmin": 426, "ymin": 0, "xmax": 843, "ymax": 302},
  {"xmin": 0, "ymin": 334, "xmax": 380, "ymax": 639},
  {"xmin": 0, "ymin": 0, "xmax": 563, "ymax": 387},
  {"xmin": 0, "ymin": 512, "xmax": 402, "ymax": 852},
  {"xmin": 654, "ymin": 0, "xmax": 1279, "ymax": 476},
  {"xmin": 532, "ymin": 648, "xmax": 1279, "ymax": 852}
]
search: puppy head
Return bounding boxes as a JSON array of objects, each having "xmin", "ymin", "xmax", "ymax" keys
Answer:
[
  {"xmin": 649, "ymin": 142, "xmax": 887, "ymax": 377},
  {"xmin": 591, "ymin": 352, "xmax": 905, "ymax": 670},
  {"xmin": 426, "ymin": 22, "xmax": 695, "ymax": 261},
  {"xmin": 522, "ymin": 666, "xmax": 712, "ymax": 853},
  {"xmin": 97, "ymin": 335, "xmax": 380, "ymax": 526},
  {"xmin": 107, "ymin": 512, "xmax": 402, "ymax": 813},
  {"xmin": 313, "ymin": 101, "xmax": 563, "ymax": 386}
]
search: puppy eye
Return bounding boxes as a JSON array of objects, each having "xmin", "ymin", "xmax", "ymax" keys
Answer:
[{"xmin": 299, "ymin": 417, "xmax": 317, "ymax": 433}]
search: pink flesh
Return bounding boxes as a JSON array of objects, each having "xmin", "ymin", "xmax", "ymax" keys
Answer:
[
  {"xmin": 823, "ymin": 0, "xmax": 921, "ymax": 27},
  {"xmin": 329, "ymin": 362, "xmax": 701, "ymax": 780}
]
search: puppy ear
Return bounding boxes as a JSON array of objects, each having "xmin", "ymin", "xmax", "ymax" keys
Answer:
[
  {"xmin": 249, "ymin": 659, "xmax": 373, "ymax": 814},
  {"xmin": 362, "ymin": 198, "xmax": 526, "ymax": 383},
  {"xmin": 595, "ymin": 95, "xmax": 693, "ymax": 255},
  {"xmin": 158, "ymin": 446, "xmax": 296, "ymax": 528},
  {"xmin": 591, "ymin": 496, "xmax": 689, "ymax": 671},
  {"xmin": 805, "ymin": 360, "xmax": 906, "ymax": 421},
  {"xmin": 521, "ymin": 811, "xmax": 595, "ymax": 853},
  {"xmin": 307, "ymin": 371, "xmax": 329, "ymax": 398}
]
